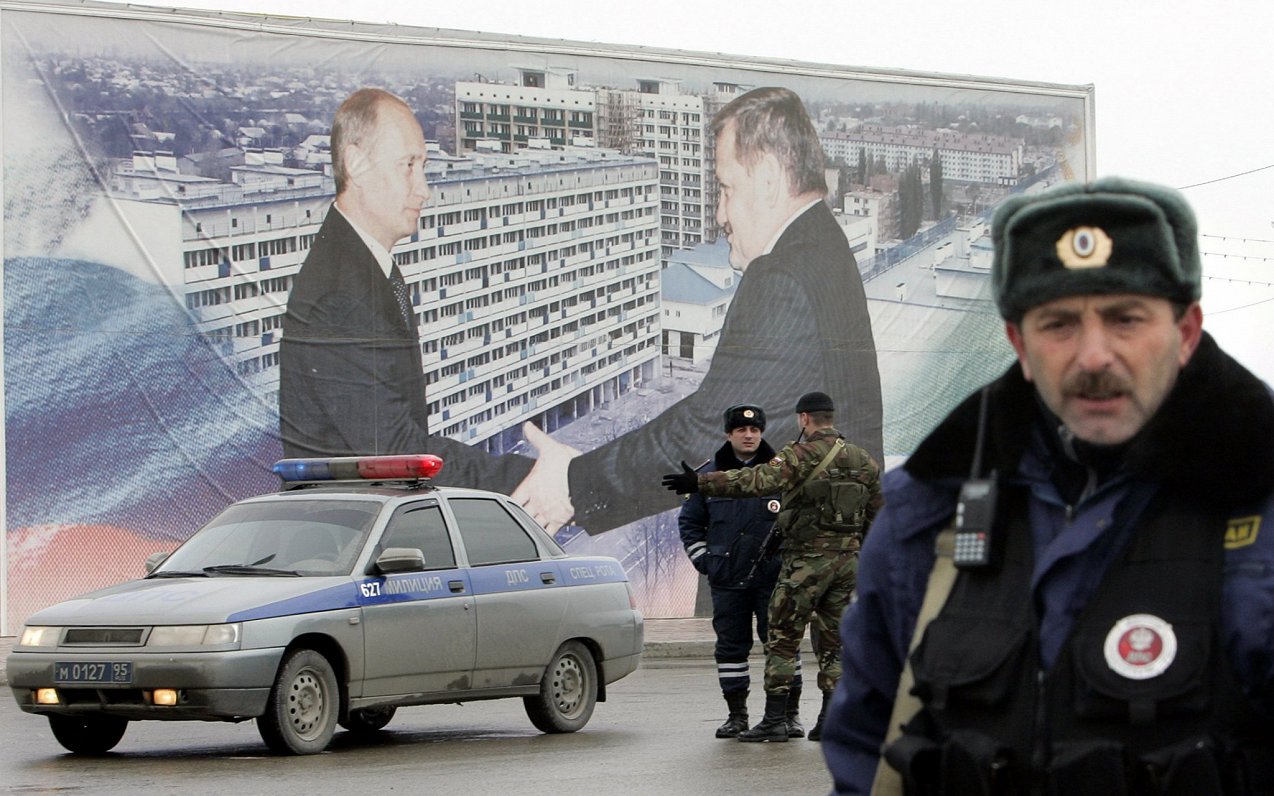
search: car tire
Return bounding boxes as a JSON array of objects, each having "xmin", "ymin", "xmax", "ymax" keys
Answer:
[
  {"xmin": 339, "ymin": 705, "xmax": 397, "ymax": 735},
  {"xmin": 48, "ymin": 714, "xmax": 128, "ymax": 755},
  {"xmin": 523, "ymin": 640, "xmax": 597, "ymax": 733},
  {"xmin": 257, "ymin": 648, "xmax": 339, "ymax": 755}
]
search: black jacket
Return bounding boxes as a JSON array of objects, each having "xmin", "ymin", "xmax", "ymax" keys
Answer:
[
  {"xmin": 576, "ymin": 201, "xmax": 883, "ymax": 533},
  {"xmin": 678, "ymin": 439, "xmax": 781, "ymax": 588},
  {"xmin": 278, "ymin": 206, "xmax": 532, "ymax": 489}
]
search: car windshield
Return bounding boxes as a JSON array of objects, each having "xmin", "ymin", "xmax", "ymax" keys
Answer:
[{"xmin": 154, "ymin": 498, "xmax": 379, "ymax": 577}]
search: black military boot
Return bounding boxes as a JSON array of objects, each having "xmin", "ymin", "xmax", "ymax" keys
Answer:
[
  {"xmin": 785, "ymin": 686, "xmax": 805, "ymax": 738},
  {"xmin": 807, "ymin": 691, "xmax": 833, "ymax": 741},
  {"xmin": 715, "ymin": 690, "xmax": 749, "ymax": 738},
  {"xmin": 737, "ymin": 692, "xmax": 789, "ymax": 742}
]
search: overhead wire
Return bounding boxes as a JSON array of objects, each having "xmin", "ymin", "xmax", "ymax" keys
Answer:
[{"xmin": 1176, "ymin": 162, "xmax": 1274, "ymax": 191}]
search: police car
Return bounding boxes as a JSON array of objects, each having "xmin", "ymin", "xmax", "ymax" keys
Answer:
[{"xmin": 7, "ymin": 455, "xmax": 644, "ymax": 755}]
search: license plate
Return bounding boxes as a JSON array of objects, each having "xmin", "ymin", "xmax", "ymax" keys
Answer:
[{"xmin": 54, "ymin": 661, "xmax": 133, "ymax": 684}]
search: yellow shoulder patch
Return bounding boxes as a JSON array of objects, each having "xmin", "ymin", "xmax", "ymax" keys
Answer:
[{"xmin": 1224, "ymin": 515, "xmax": 1261, "ymax": 550}]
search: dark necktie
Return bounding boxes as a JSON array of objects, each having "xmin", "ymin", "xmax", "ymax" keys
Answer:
[{"xmin": 389, "ymin": 264, "xmax": 414, "ymax": 328}]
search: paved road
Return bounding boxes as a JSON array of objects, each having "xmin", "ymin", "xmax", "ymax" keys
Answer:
[{"xmin": 0, "ymin": 657, "xmax": 835, "ymax": 795}]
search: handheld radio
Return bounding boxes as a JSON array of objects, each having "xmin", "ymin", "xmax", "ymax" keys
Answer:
[{"xmin": 953, "ymin": 387, "xmax": 998, "ymax": 568}]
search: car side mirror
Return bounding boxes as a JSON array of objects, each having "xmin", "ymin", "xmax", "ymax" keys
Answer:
[
  {"xmin": 144, "ymin": 551, "xmax": 170, "ymax": 575},
  {"xmin": 375, "ymin": 547, "xmax": 426, "ymax": 574}
]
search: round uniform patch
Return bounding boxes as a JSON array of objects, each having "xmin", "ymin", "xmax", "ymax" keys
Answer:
[
  {"xmin": 1102, "ymin": 613, "xmax": 1177, "ymax": 680},
  {"xmin": 1055, "ymin": 225, "xmax": 1113, "ymax": 269},
  {"xmin": 766, "ymin": 499, "xmax": 781, "ymax": 513}
]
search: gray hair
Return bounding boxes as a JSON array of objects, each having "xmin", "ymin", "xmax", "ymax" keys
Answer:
[{"xmin": 710, "ymin": 87, "xmax": 827, "ymax": 196}]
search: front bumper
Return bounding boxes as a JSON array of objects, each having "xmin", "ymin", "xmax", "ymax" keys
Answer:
[{"xmin": 7, "ymin": 647, "xmax": 284, "ymax": 721}]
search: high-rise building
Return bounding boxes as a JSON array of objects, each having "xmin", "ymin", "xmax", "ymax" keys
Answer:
[{"xmin": 458, "ymin": 69, "xmax": 718, "ymax": 260}]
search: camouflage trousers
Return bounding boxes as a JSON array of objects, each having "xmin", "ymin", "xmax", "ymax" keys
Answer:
[{"xmin": 762, "ymin": 544, "xmax": 859, "ymax": 694}]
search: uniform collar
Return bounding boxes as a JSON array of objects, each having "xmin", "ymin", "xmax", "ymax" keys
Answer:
[{"xmin": 713, "ymin": 438, "xmax": 777, "ymax": 470}]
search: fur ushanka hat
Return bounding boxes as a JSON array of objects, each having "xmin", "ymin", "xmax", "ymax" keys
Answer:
[{"xmin": 991, "ymin": 177, "xmax": 1202, "ymax": 322}]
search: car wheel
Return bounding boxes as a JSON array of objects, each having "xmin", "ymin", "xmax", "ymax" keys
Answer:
[
  {"xmin": 339, "ymin": 705, "xmax": 397, "ymax": 735},
  {"xmin": 257, "ymin": 648, "xmax": 339, "ymax": 755},
  {"xmin": 47, "ymin": 714, "xmax": 128, "ymax": 755},
  {"xmin": 523, "ymin": 640, "xmax": 597, "ymax": 733}
]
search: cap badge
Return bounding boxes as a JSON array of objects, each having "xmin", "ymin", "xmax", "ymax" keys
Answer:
[
  {"xmin": 766, "ymin": 499, "xmax": 781, "ymax": 513},
  {"xmin": 1103, "ymin": 613, "xmax": 1177, "ymax": 680},
  {"xmin": 1056, "ymin": 225, "xmax": 1113, "ymax": 269},
  {"xmin": 743, "ymin": 409, "xmax": 755, "ymax": 419}
]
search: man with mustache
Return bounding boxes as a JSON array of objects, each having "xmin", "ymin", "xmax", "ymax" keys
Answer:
[{"xmin": 822, "ymin": 178, "xmax": 1274, "ymax": 793}]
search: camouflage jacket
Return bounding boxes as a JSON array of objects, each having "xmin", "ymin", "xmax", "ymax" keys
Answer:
[{"xmin": 698, "ymin": 427, "xmax": 883, "ymax": 551}]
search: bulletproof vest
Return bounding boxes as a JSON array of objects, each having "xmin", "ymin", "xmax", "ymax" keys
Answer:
[
  {"xmin": 885, "ymin": 487, "xmax": 1273, "ymax": 795},
  {"xmin": 778, "ymin": 437, "xmax": 871, "ymax": 548}
]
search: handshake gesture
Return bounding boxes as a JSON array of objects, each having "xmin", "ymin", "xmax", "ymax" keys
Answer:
[{"xmin": 660, "ymin": 461, "xmax": 699, "ymax": 494}]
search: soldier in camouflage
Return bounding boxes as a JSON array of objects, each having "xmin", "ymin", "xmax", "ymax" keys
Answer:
[{"xmin": 662, "ymin": 391, "xmax": 883, "ymax": 743}]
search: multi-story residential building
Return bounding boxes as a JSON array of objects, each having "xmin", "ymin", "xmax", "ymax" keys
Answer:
[
  {"xmin": 457, "ymin": 69, "xmax": 715, "ymax": 260},
  {"xmin": 110, "ymin": 143, "xmax": 663, "ymax": 455},
  {"xmin": 455, "ymin": 67, "xmax": 595, "ymax": 154},
  {"xmin": 626, "ymin": 78, "xmax": 708, "ymax": 257},
  {"xmin": 820, "ymin": 125, "xmax": 1023, "ymax": 184}
]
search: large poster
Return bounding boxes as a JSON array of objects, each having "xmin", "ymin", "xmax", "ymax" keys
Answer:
[{"xmin": 0, "ymin": 0, "xmax": 1093, "ymax": 632}]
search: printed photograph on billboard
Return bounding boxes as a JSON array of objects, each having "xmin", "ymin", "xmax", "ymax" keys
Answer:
[{"xmin": 0, "ymin": 0, "xmax": 1094, "ymax": 630}]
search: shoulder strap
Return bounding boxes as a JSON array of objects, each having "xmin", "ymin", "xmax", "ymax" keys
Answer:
[
  {"xmin": 782, "ymin": 438, "xmax": 844, "ymax": 504},
  {"xmin": 870, "ymin": 528, "xmax": 958, "ymax": 796}
]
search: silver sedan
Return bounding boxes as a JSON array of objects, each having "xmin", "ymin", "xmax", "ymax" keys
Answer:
[{"xmin": 7, "ymin": 454, "xmax": 644, "ymax": 755}]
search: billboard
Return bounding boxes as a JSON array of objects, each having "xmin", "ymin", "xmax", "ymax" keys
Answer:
[{"xmin": 0, "ymin": 0, "xmax": 1094, "ymax": 631}]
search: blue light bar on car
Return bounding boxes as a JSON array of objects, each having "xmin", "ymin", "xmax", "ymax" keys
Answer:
[{"xmin": 272, "ymin": 455, "xmax": 444, "ymax": 483}]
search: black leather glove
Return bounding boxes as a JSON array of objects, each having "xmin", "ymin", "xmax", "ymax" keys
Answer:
[{"xmin": 661, "ymin": 461, "xmax": 699, "ymax": 494}]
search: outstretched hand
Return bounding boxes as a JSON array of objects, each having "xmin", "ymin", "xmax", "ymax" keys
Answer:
[
  {"xmin": 510, "ymin": 421, "xmax": 582, "ymax": 533},
  {"xmin": 661, "ymin": 461, "xmax": 699, "ymax": 494}
]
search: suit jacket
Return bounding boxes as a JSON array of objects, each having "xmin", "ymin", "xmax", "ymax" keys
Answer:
[
  {"xmin": 278, "ymin": 206, "xmax": 532, "ymax": 490},
  {"xmin": 572, "ymin": 201, "xmax": 883, "ymax": 533}
]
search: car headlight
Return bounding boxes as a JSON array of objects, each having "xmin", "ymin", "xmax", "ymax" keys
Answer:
[
  {"xmin": 147, "ymin": 623, "xmax": 241, "ymax": 647},
  {"xmin": 19, "ymin": 626, "xmax": 62, "ymax": 648}
]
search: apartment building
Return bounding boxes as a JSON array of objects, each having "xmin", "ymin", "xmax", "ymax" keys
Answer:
[
  {"xmin": 455, "ymin": 66, "xmax": 596, "ymax": 153},
  {"xmin": 820, "ymin": 125, "xmax": 1023, "ymax": 184},
  {"xmin": 110, "ymin": 144, "xmax": 663, "ymax": 455},
  {"xmin": 457, "ymin": 69, "xmax": 716, "ymax": 259}
]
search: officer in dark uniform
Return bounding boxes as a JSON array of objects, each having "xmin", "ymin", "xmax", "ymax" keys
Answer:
[
  {"xmin": 679, "ymin": 404, "xmax": 805, "ymax": 738},
  {"xmin": 665, "ymin": 393, "xmax": 883, "ymax": 743},
  {"xmin": 824, "ymin": 178, "xmax": 1274, "ymax": 794}
]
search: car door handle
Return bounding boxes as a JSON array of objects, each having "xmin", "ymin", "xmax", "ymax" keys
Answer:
[
  {"xmin": 540, "ymin": 572, "xmax": 556, "ymax": 584},
  {"xmin": 448, "ymin": 580, "xmax": 465, "ymax": 593}
]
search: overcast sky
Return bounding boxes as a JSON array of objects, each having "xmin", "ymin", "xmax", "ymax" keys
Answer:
[{"xmin": 86, "ymin": 0, "xmax": 1274, "ymax": 379}]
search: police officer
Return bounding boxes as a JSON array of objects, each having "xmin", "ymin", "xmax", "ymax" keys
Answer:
[
  {"xmin": 824, "ymin": 178, "xmax": 1274, "ymax": 794},
  {"xmin": 663, "ymin": 392, "xmax": 882, "ymax": 743},
  {"xmin": 679, "ymin": 404, "xmax": 805, "ymax": 739}
]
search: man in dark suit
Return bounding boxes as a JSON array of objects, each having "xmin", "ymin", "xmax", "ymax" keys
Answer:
[
  {"xmin": 279, "ymin": 88, "xmax": 533, "ymax": 490},
  {"xmin": 517, "ymin": 87, "xmax": 883, "ymax": 535}
]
